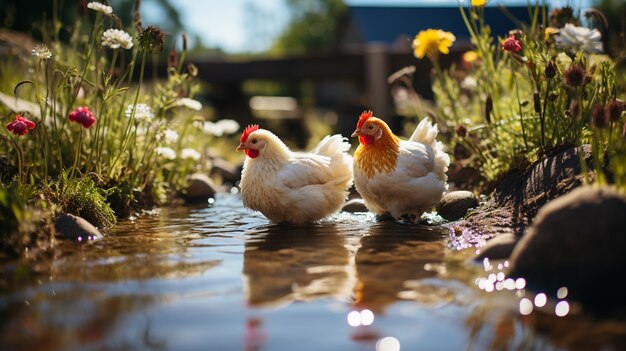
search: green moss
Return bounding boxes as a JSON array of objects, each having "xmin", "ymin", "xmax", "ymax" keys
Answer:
[{"xmin": 46, "ymin": 172, "xmax": 116, "ymax": 228}]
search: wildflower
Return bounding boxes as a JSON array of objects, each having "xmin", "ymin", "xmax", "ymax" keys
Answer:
[
  {"xmin": 156, "ymin": 146, "xmax": 176, "ymax": 160},
  {"xmin": 549, "ymin": 7, "xmax": 577, "ymax": 28},
  {"xmin": 555, "ymin": 23, "xmax": 603, "ymax": 54},
  {"xmin": 31, "ymin": 44, "xmax": 52, "ymax": 60},
  {"xmin": 201, "ymin": 119, "xmax": 240, "ymax": 136},
  {"xmin": 125, "ymin": 103, "xmax": 154, "ymax": 123},
  {"xmin": 162, "ymin": 129, "xmax": 179, "ymax": 144},
  {"xmin": 138, "ymin": 26, "xmax": 166, "ymax": 54},
  {"xmin": 6, "ymin": 114, "xmax": 35, "ymax": 136},
  {"xmin": 68, "ymin": 106, "xmax": 96, "ymax": 128},
  {"xmin": 412, "ymin": 29, "xmax": 456, "ymax": 61},
  {"xmin": 545, "ymin": 61, "xmax": 557, "ymax": 79},
  {"xmin": 181, "ymin": 148, "xmax": 201, "ymax": 161},
  {"xmin": 471, "ymin": 0, "xmax": 487, "ymax": 7},
  {"xmin": 461, "ymin": 50, "xmax": 479, "ymax": 68},
  {"xmin": 455, "ymin": 124, "xmax": 467, "ymax": 138},
  {"xmin": 502, "ymin": 35, "xmax": 522, "ymax": 52},
  {"xmin": 544, "ymin": 27, "xmax": 560, "ymax": 42},
  {"xmin": 591, "ymin": 104, "xmax": 608, "ymax": 129},
  {"xmin": 563, "ymin": 64, "xmax": 586, "ymax": 87},
  {"xmin": 175, "ymin": 98, "xmax": 202, "ymax": 111},
  {"xmin": 460, "ymin": 76, "xmax": 477, "ymax": 90},
  {"xmin": 87, "ymin": 2, "xmax": 113, "ymax": 15},
  {"xmin": 605, "ymin": 100, "xmax": 624, "ymax": 123},
  {"xmin": 101, "ymin": 29, "xmax": 133, "ymax": 49}
]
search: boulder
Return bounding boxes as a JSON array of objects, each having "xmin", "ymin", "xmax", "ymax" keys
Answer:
[
  {"xmin": 210, "ymin": 158, "xmax": 241, "ymax": 183},
  {"xmin": 184, "ymin": 173, "xmax": 217, "ymax": 202},
  {"xmin": 437, "ymin": 190, "xmax": 479, "ymax": 221},
  {"xmin": 54, "ymin": 213, "xmax": 103, "ymax": 242},
  {"xmin": 475, "ymin": 233, "xmax": 518, "ymax": 260},
  {"xmin": 508, "ymin": 186, "xmax": 626, "ymax": 305},
  {"xmin": 342, "ymin": 198, "xmax": 368, "ymax": 213}
]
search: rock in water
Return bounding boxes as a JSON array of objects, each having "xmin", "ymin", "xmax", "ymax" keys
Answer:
[
  {"xmin": 437, "ymin": 190, "xmax": 479, "ymax": 221},
  {"xmin": 508, "ymin": 186, "xmax": 626, "ymax": 305},
  {"xmin": 54, "ymin": 213, "xmax": 103, "ymax": 242},
  {"xmin": 476, "ymin": 233, "xmax": 518, "ymax": 260},
  {"xmin": 342, "ymin": 198, "xmax": 368, "ymax": 213},
  {"xmin": 185, "ymin": 173, "xmax": 217, "ymax": 203}
]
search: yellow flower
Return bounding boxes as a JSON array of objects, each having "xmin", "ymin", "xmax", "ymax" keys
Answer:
[
  {"xmin": 463, "ymin": 50, "xmax": 479, "ymax": 63},
  {"xmin": 544, "ymin": 27, "xmax": 560, "ymax": 42},
  {"xmin": 412, "ymin": 29, "xmax": 456, "ymax": 61},
  {"xmin": 471, "ymin": 0, "xmax": 487, "ymax": 7}
]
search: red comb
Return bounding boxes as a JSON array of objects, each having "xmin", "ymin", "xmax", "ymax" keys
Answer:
[
  {"xmin": 357, "ymin": 110, "xmax": 373, "ymax": 128},
  {"xmin": 240, "ymin": 124, "xmax": 259, "ymax": 143}
]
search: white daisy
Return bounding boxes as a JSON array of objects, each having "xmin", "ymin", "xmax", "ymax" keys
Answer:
[
  {"xmin": 32, "ymin": 44, "xmax": 52, "ymax": 59},
  {"xmin": 181, "ymin": 148, "xmax": 201, "ymax": 161},
  {"xmin": 175, "ymin": 97, "xmax": 202, "ymax": 111},
  {"xmin": 555, "ymin": 23, "xmax": 603, "ymax": 54},
  {"xmin": 101, "ymin": 29, "xmax": 133, "ymax": 50},
  {"xmin": 161, "ymin": 129, "xmax": 179, "ymax": 144},
  {"xmin": 87, "ymin": 2, "xmax": 113, "ymax": 15},
  {"xmin": 125, "ymin": 103, "xmax": 154, "ymax": 122},
  {"xmin": 155, "ymin": 146, "xmax": 176, "ymax": 160}
]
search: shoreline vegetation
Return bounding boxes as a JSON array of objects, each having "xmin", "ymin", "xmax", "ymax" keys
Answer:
[{"xmin": 1, "ymin": 1, "xmax": 240, "ymax": 257}]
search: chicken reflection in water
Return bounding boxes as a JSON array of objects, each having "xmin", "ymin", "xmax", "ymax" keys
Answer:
[
  {"xmin": 353, "ymin": 223, "xmax": 449, "ymax": 313},
  {"xmin": 243, "ymin": 219, "xmax": 450, "ymax": 312},
  {"xmin": 243, "ymin": 224, "xmax": 355, "ymax": 307}
]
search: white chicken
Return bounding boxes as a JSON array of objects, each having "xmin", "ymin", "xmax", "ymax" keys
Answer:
[
  {"xmin": 351, "ymin": 111, "xmax": 449, "ymax": 223},
  {"xmin": 236, "ymin": 125, "xmax": 353, "ymax": 224}
]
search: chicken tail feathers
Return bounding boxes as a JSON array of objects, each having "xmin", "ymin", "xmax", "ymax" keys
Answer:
[
  {"xmin": 311, "ymin": 134, "xmax": 351, "ymax": 156},
  {"xmin": 409, "ymin": 117, "xmax": 439, "ymax": 146}
]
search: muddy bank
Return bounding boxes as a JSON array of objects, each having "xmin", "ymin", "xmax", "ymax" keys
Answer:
[{"xmin": 452, "ymin": 145, "xmax": 592, "ymax": 243}]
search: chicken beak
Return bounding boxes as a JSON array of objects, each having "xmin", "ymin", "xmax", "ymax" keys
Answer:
[
  {"xmin": 351, "ymin": 129, "xmax": 361, "ymax": 138},
  {"xmin": 235, "ymin": 143, "xmax": 246, "ymax": 152}
]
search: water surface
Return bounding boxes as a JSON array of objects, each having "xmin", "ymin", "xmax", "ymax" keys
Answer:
[{"xmin": 1, "ymin": 193, "xmax": 625, "ymax": 350}]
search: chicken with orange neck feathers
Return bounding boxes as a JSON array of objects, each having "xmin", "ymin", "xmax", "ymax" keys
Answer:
[
  {"xmin": 236, "ymin": 125, "xmax": 353, "ymax": 224},
  {"xmin": 352, "ymin": 111, "xmax": 449, "ymax": 223}
]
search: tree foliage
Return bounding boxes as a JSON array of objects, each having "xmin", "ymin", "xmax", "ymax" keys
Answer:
[{"xmin": 270, "ymin": 0, "xmax": 346, "ymax": 55}]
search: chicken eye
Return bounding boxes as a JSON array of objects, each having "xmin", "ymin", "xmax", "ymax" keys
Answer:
[
  {"xmin": 251, "ymin": 139, "xmax": 257, "ymax": 144},
  {"xmin": 367, "ymin": 125, "xmax": 374, "ymax": 130}
]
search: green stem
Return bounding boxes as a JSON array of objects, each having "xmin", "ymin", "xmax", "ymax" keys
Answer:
[{"xmin": 110, "ymin": 50, "xmax": 147, "ymax": 178}]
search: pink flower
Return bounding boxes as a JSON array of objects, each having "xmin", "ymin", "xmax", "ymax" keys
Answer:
[
  {"xmin": 6, "ymin": 114, "xmax": 36, "ymax": 136},
  {"xmin": 502, "ymin": 35, "xmax": 522, "ymax": 52},
  {"xmin": 68, "ymin": 106, "xmax": 96, "ymax": 128}
]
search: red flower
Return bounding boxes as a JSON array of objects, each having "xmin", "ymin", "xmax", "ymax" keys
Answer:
[
  {"xmin": 502, "ymin": 35, "xmax": 522, "ymax": 52},
  {"xmin": 68, "ymin": 106, "xmax": 96, "ymax": 128},
  {"xmin": 6, "ymin": 114, "xmax": 36, "ymax": 136}
]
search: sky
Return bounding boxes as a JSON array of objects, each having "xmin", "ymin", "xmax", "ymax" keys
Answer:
[{"xmin": 156, "ymin": 0, "xmax": 591, "ymax": 53}]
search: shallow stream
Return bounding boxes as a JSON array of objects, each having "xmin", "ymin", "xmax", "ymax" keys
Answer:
[{"xmin": 1, "ymin": 193, "xmax": 625, "ymax": 350}]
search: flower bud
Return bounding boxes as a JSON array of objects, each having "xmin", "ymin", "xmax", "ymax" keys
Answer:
[
  {"xmin": 485, "ymin": 95, "xmax": 493, "ymax": 124},
  {"xmin": 545, "ymin": 61, "xmax": 556, "ymax": 79},
  {"xmin": 591, "ymin": 104, "xmax": 608, "ymax": 129},
  {"xmin": 455, "ymin": 124, "xmax": 467, "ymax": 138}
]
